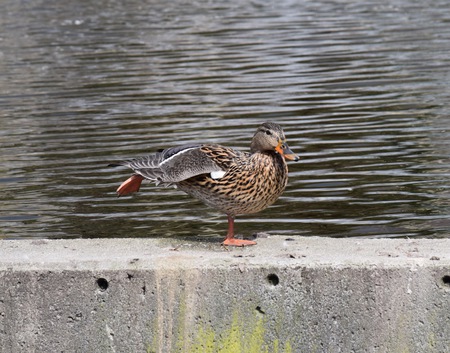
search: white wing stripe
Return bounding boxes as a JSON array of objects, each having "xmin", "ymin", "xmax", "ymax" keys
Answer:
[{"xmin": 158, "ymin": 147, "xmax": 198, "ymax": 167}]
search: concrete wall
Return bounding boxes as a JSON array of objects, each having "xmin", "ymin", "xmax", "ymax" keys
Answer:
[{"xmin": 1, "ymin": 236, "xmax": 449, "ymax": 353}]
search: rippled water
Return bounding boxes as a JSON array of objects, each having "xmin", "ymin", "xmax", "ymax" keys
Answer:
[{"xmin": 1, "ymin": 0, "xmax": 450, "ymax": 240}]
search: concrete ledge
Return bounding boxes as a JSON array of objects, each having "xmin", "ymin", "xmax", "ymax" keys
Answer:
[{"xmin": 1, "ymin": 236, "xmax": 450, "ymax": 353}]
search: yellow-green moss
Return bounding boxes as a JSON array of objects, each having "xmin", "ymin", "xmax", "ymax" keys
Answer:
[
  {"xmin": 283, "ymin": 341, "xmax": 293, "ymax": 353},
  {"xmin": 189, "ymin": 326, "xmax": 216, "ymax": 353},
  {"xmin": 147, "ymin": 304, "xmax": 291, "ymax": 352},
  {"xmin": 186, "ymin": 310, "xmax": 291, "ymax": 353},
  {"xmin": 247, "ymin": 316, "xmax": 268, "ymax": 353},
  {"xmin": 175, "ymin": 295, "xmax": 187, "ymax": 352}
]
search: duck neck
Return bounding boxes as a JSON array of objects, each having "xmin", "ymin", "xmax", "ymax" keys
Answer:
[
  {"xmin": 250, "ymin": 148, "xmax": 284, "ymax": 165},
  {"xmin": 250, "ymin": 140, "xmax": 265, "ymax": 154},
  {"xmin": 250, "ymin": 143, "xmax": 257, "ymax": 154}
]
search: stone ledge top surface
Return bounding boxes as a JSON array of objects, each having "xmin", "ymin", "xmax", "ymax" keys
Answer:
[{"xmin": 1, "ymin": 236, "xmax": 449, "ymax": 271}]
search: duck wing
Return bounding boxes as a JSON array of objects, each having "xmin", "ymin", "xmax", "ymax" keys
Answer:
[{"xmin": 110, "ymin": 144, "xmax": 231, "ymax": 185}]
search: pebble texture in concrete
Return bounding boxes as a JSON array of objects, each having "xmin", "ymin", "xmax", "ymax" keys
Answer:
[{"xmin": 1, "ymin": 236, "xmax": 450, "ymax": 353}]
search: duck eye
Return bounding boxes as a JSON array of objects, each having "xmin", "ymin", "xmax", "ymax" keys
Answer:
[{"xmin": 265, "ymin": 130, "xmax": 272, "ymax": 136}]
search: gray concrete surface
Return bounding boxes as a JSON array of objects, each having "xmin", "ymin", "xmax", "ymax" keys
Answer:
[{"xmin": 1, "ymin": 236, "xmax": 450, "ymax": 353}]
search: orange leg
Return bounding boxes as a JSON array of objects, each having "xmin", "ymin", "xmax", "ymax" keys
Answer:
[
  {"xmin": 222, "ymin": 215, "xmax": 257, "ymax": 247},
  {"xmin": 116, "ymin": 174, "xmax": 144, "ymax": 196}
]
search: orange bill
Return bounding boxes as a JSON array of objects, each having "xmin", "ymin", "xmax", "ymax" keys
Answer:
[{"xmin": 275, "ymin": 141, "xmax": 299, "ymax": 161}]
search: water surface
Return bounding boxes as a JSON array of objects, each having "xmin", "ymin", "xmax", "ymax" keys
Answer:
[{"xmin": 1, "ymin": 0, "xmax": 450, "ymax": 240}]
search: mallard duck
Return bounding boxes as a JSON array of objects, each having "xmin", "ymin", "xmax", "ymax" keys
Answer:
[{"xmin": 109, "ymin": 122, "xmax": 298, "ymax": 246}]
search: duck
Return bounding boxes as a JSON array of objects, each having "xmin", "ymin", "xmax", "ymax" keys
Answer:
[{"xmin": 109, "ymin": 122, "xmax": 299, "ymax": 246}]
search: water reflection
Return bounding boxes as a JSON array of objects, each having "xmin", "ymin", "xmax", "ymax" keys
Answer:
[{"xmin": 1, "ymin": 0, "xmax": 450, "ymax": 240}]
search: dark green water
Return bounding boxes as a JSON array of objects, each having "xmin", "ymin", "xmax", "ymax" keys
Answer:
[{"xmin": 1, "ymin": 0, "xmax": 450, "ymax": 240}]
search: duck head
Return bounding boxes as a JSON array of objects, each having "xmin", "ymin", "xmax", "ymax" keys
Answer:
[{"xmin": 250, "ymin": 122, "xmax": 299, "ymax": 161}]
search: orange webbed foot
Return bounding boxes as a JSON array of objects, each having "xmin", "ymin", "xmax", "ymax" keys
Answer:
[
  {"xmin": 222, "ymin": 238, "xmax": 257, "ymax": 247},
  {"xmin": 116, "ymin": 174, "xmax": 144, "ymax": 196}
]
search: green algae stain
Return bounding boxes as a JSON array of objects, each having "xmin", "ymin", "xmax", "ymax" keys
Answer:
[
  {"xmin": 428, "ymin": 332, "xmax": 436, "ymax": 349},
  {"xmin": 272, "ymin": 339, "xmax": 279, "ymax": 353},
  {"xmin": 247, "ymin": 315, "xmax": 269, "ymax": 353},
  {"xmin": 189, "ymin": 325, "xmax": 216, "ymax": 353},
  {"xmin": 217, "ymin": 312, "xmax": 243, "ymax": 353},
  {"xmin": 146, "ymin": 305, "xmax": 292, "ymax": 353},
  {"xmin": 283, "ymin": 341, "xmax": 293, "ymax": 353},
  {"xmin": 175, "ymin": 295, "xmax": 187, "ymax": 352},
  {"xmin": 186, "ymin": 310, "xmax": 291, "ymax": 353}
]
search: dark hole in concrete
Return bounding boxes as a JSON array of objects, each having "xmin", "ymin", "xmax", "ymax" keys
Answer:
[
  {"xmin": 442, "ymin": 275, "xmax": 450, "ymax": 286},
  {"xmin": 97, "ymin": 278, "xmax": 109, "ymax": 291},
  {"xmin": 255, "ymin": 306, "xmax": 266, "ymax": 314},
  {"xmin": 267, "ymin": 273, "xmax": 279, "ymax": 286}
]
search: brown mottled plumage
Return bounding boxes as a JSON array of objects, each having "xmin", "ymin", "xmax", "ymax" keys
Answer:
[
  {"xmin": 109, "ymin": 122, "xmax": 299, "ymax": 246},
  {"xmin": 177, "ymin": 145, "xmax": 288, "ymax": 216}
]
